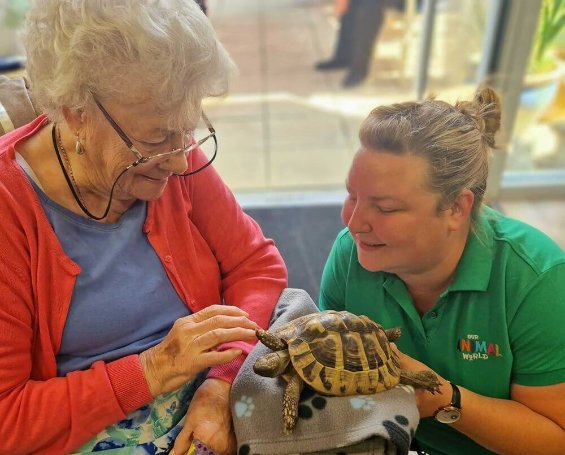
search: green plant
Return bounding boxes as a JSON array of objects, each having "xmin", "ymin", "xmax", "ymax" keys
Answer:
[
  {"xmin": 3, "ymin": 0, "xmax": 28, "ymax": 29},
  {"xmin": 528, "ymin": 0, "xmax": 565, "ymax": 74}
]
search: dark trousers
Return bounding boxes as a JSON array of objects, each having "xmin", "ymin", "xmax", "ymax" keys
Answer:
[
  {"xmin": 333, "ymin": 0, "xmax": 388, "ymax": 79},
  {"xmin": 194, "ymin": 0, "xmax": 207, "ymax": 15}
]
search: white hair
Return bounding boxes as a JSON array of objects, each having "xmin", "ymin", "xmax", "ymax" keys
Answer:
[{"xmin": 23, "ymin": 0, "xmax": 235, "ymax": 128}]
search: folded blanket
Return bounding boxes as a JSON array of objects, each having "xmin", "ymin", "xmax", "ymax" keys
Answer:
[{"xmin": 231, "ymin": 288, "xmax": 419, "ymax": 455}]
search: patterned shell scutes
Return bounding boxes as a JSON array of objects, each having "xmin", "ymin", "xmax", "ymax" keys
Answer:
[{"xmin": 276, "ymin": 311, "xmax": 401, "ymax": 396}]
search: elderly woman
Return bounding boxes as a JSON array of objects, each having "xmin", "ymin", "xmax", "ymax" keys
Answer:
[
  {"xmin": 320, "ymin": 87, "xmax": 565, "ymax": 454},
  {"xmin": 0, "ymin": 1, "xmax": 287, "ymax": 454}
]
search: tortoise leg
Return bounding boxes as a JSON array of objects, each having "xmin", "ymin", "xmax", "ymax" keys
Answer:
[
  {"xmin": 256, "ymin": 329, "xmax": 287, "ymax": 351},
  {"xmin": 282, "ymin": 371, "xmax": 303, "ymax": 435},
  {"xmin": 399, "ymin": 370, "xmax": 441, "ymax": 394},
  {"xmin": 385, "ymin": 327, "xmax": 402, "ymax": 342}
]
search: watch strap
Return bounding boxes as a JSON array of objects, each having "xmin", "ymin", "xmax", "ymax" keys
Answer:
[
  {"xmin": 433, "ymin": 382, "xmax": 462, "ymax": 424},
  {"xmin": 449, "ymin": 382, "xmax": 461, "ymax": 408}
]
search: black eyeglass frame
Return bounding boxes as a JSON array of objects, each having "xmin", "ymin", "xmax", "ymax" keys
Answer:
[{"xmin": 93, "ymin": 97, "xmax": 218, "ymax": 176}]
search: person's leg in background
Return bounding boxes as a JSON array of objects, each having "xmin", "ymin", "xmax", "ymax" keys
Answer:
[
  {"xmin": 194, "ymin": 0, "xmax": 207, "ymax": 15},
  {"xmin": 315, "ymin": 0, "xmax": 358, "ymax": 70},
  {"xmin": 342, "ymin": 0, "xmax": 386, "ymax": 87}
]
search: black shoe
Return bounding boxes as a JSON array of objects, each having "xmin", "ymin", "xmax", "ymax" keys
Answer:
[
  {"xmin": 315, "ymin": 59, "xmax": 349, "ymax": 71},
  {"xmin": 342, "ymin": 72, "xmax": 365, "ymax": 87}
]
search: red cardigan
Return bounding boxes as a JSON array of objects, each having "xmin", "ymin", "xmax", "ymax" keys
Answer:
[{"xmin": 0, "ymin": 116, "xmax": 287, "ymax": 454}]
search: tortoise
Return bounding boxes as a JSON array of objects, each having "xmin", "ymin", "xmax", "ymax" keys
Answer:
[{"xmin": 253, "ymin": 310, "xmax": 441, "ymax": 434}]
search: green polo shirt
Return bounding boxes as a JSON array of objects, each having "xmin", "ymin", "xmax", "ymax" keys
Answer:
[{"xmin": 319, "ymin": 206, "xmax": 565, "ymax": 455}]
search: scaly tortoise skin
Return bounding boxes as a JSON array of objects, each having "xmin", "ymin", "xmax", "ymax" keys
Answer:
[{"xmin": 253, "ymin": 310, "xmax": 441, "ymax": 434}]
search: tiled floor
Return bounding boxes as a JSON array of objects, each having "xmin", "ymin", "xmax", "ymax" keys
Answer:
[{"xmin": 204, "ymin": 0, "xmax": 565, "ymax": 255}]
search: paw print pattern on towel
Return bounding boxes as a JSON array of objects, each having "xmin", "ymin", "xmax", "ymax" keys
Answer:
[
  {"xmin": 349, "ymin": 396, "xmax": 376, "ymax": 411},
  {"xmin": 297, "ymin": 388, "xmax": 327, "ymax": 420},
  {"xmin": 234, "ymin": 395, "xmax": 256, "ymax": 418},
  {"xmin": 383, "ymin": 414, "xmax": 414, "ymax": 454}
]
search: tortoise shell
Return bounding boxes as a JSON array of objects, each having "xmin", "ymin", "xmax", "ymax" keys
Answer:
[{"xmin": 273, "ymin": 310, "xmax": 401, "ymax": 396}]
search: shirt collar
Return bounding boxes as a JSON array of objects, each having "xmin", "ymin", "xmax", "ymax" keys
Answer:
[{"xmin": 446, "ymin": 206, "xmax": 495, "ymax": 293}]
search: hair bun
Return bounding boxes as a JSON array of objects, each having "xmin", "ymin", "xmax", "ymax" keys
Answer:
[{"xmin": 455, "ymin": 86, "xmax": 501, "ymax": 148}]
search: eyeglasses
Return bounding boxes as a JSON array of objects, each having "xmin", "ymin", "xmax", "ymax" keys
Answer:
[{"xmin": 93, "ymin": 98, "xmax": 217, "ymax": 176}]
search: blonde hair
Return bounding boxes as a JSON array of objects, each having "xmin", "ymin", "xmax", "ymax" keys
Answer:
[
  {"xmin": 359, "ymin": 87, "xmax": 501, "ymax": 222},
  {"xmin": 22, "ymin": 0, "xmax": 235, "ymax": 129}
]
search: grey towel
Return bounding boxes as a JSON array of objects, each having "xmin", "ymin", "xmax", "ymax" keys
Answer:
[{"xmin": 231, "ymin": 289, "xmax": 419, "ymax": 455}]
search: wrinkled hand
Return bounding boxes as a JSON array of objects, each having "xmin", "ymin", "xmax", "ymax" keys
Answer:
[
  {"xmin": 391, "ymin": 343, "xmax": 451, "ymax": 417},
  {"xmin": 172, "ymin": 378, "xmax": 236, "ymax": 455},
  {"xmin": 140, "ymin": 305, "xmax": 257, "ymax": 397}
]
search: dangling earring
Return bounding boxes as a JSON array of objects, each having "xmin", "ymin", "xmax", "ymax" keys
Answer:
[{"xmin": 75, "ymin": 133, "xmax": 85, "ymax": 155}]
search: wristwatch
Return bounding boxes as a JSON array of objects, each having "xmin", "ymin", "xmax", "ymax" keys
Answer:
[{"xmin": 434, "ymin": 382, "xmax": 462, "ymax": 424}]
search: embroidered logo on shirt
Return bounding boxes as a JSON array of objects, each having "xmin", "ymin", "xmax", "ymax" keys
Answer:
[{"xmin": 457, "ymin": 334, "xmax": 503, "ymax": 360}]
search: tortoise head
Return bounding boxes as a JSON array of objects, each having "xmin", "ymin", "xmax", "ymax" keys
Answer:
[
  {"xmin": 256, "ymin": 328, "xmax": 288, "ymax": 351},
  {"xmin": 253, "ymin": 350, "xmax": 292, "ymax": 377}
]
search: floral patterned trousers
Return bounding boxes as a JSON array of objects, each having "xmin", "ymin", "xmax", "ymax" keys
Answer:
[{"xmin": 74, "ymin": 373, "xmax": 206, "ymax": 454}]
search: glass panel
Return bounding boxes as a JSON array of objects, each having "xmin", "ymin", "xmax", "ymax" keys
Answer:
[
  {"xmin": 205, "ymin": 0, "xmax": 497, "ymax": 195},
  {"xmin": 0, "ymin": 0, "xmax": 27, "ymax": 70},
  {"xmin": 7, "ymin": 0, "xmax": 561, "ymax": 190},
  {"xmin": 424, "ymin": 0, "xmax": 490, "ymax": 98},
  {"xmin": 508, "ymin": 0, "xmax": 565, "ymax": 172}
]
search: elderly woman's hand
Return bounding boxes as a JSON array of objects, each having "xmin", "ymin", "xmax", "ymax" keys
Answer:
[
  {"xmin": 139, "ymin": 305, "xmax": 257, "ymax": 397},
  {"xmin": 172, "ymin": 378, "xmax": 236, "ymax": 455},
  {"xmin": 390, "ymin": 344, "xmax": 451, "ymax": 418}
]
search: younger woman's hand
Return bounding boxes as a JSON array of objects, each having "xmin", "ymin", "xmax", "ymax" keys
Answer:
[
  {"xmin": 139, "ymin": 305, "xmax": 257, "ymax": 397},
  {"xmin": 391, "ymin": 343, "xmax": 452, "ymax": 417}
]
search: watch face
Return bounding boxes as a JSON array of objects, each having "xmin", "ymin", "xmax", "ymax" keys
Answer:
[{"xmin": 435, "ymin": 407, "xmax": 461, "ymax": 424}]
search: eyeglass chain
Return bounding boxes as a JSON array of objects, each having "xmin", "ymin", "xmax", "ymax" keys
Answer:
[
  {"xmin": 51, "ymin": 123, "xmax": 126, "ymax": 221},
  {"xmin": 55, "ymin": 125, "xmax": 88, "ymax": 209}
]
